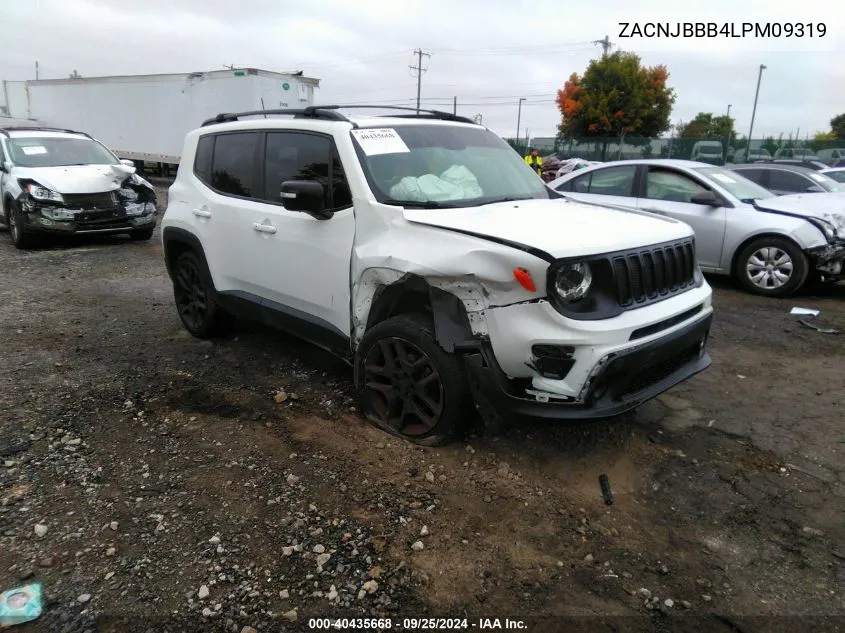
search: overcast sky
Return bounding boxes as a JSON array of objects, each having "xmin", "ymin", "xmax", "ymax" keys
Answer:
[{"xmin": 2, "ymin": 0, "xmax": 843, "ymax": 142}]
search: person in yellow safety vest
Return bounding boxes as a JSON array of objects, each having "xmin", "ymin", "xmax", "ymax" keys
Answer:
[{"xmin": 524, "ymin": 147, "xmax": 543, "ymax": 176}]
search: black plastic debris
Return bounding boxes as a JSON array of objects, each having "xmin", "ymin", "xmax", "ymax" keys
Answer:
[{"xmin": 599, "ymin": 474, "xmax": 613, "ymax": 506}]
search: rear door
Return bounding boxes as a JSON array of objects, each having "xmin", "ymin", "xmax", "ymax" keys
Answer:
[
  {"xmin": 555, "ymin": 164, "xmax": 640, "ymax": 211},
  {"xmin": 245, "ymin": 130, "xmax": 356, "ymax": 347},
  {"xmin": 767, "ymin": 169, "xmax": 816, "ymax": 195},
  {"xmin": 636, "ymin": 166, "xmax": 727, "ymax": 269}
]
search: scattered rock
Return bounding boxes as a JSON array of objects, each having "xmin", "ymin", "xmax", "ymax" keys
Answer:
[
  {"xmin": 369, "ymin": 566, "xmax": 383, "ymax": 579},
  {"xmin": 198, "ymin": 585, "xmax": 210, "ymax": 600},
  {"xmin": 282, "ymin": 546, "xmax": 294, "ymax": 556},
  {"xmin": 34, "ymin": 524, "xmax": 48, "ymax": 538},
  {"xmin": 583, "ymin": 554, "xmax": 594, "ymax": 563},
  {"xmin": 18, "ymin": 568, "xmax": 34, "ymax": 581},
  {"xmin": 77, "ymin": 593, "xmax": 91, "ymax": 604},
  {"xmin": 109, "ymin": 521, "xmax": 119, "ymax": 531},
  {"xmin": 664, "ymin": 598, "xmax": 674, "ymax": 608},
  {"xmin": 327, "ymin": 585, "xmax": 338, "ymax": 601},
  {"xmin": 411, "ymin": 540, "xmax": 425, "ymax": 552},
  {"xmin": 316, "ymin": 553, "xmax": 332, "ymax": 568},
  {"xmin": 281, "ymin": 609, "xmax": 298, "ymax": 622},
  {"xmin": 279, "ymin": 589, "xmax": 289, "ymax": 599},
  {"xmin": 425, "ymin": 471, "xmax": 435, "ymax": 483},
  {"xmin": 420, "ymin": 525, "xmax": 430, "ymax": 537},
  {"xmin": 702, "ymin": 595, "xmax": 712, "ymax": 602},
  {"xmin": 639, "ymin": 588, "xmax": 652, "ymax": 599},
  {"xmin": 105, "ymin": 547, "xmax": 116, "ymax": 557},
  {"xmin": 104, "ymin": 572, "xmax": 114, "ymax": 581},
  {"xmin": 313, "ymin": 544, "xmax": 325, "ymax": 554},
  {"xmin": 801, "ymin": 526, "xmax": 825, "ymax": 537},
  {"xmin": 286, "ymin": 474, "xmax": 300, "ymax": 485},
  {"xmin": 241, "ymin": 627, "xmax": 258, "ymax": 633},
  {"xmin": 274, "ymin": 390, "xmax": 288, "ymax": 403},
  {"xmin": 362, "ymin": 580, "xmax": 378, "ymax": 594},
  {"xmin": 209, "ymin": 535, "xmax": 221, "ymax": 545},
  {"xmin": 38, "ymin": 558, "xmax": 55, "ymax": 568},
  {"xmin": 681, "ymin": 600, "xmax": 692, "ymax": 609}
]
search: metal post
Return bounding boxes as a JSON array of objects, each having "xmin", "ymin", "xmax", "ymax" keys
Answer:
[
  {"xmin": 35, "ymin": 61, "xmax": 39, "ymax": 80},
  {"xmin": 746, "ymin": 64, "xmax": 766, "ymax": 162},
  {"xmin": 410, "ymin": 49, "xmax": 430, "ymax": 114},
  {"xmin": 453, "ymin": 96, "xmax": 456, "ymax": 115},
  {"xmin": 516, "ymin": 98, "xmax": 525, "ymax": 150},
  {"xmin": 724, "ymin": 104, "xmax": 732, "ymax": 162}
]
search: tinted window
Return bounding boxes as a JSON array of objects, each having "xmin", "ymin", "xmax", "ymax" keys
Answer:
[
  {"xmin": 768, "ymin": 169, "xmax": 811, "ymax": 192},
  {"xmin": 194, "ymin": 135, "xmax": 214, "ymax": 185},
  {"xmin": 571, "ymin": 165, "xmax": 637, "ymax": 197},
  {"xmin": 733, "ymin": 168, "xmax": 767, "ymax": 186},
  {"xmin": 825, "ymin": 171, "xmax": 845, "ymax": 183},
  {"xmin": 211, "ymin": 132, "xmax": 258, "ymax": 197},
  {"xmin": 263, "ymin": 132, "xmax": 351, "ymax": 210},
  {"xmin": 645, "ymin": 169, "xmax": 708, "ymax": 203}
]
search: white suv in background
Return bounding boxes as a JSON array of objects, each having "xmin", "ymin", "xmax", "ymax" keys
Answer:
[
  {"xmin": 161, "ymin": 106, "xmax": 713, "ymax": 444},
  {"xmin": 0, "ymin": 126, "xmax": 157, "ymax": 248}
]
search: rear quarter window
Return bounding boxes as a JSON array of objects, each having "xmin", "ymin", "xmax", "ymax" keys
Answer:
[{"xmin": 193, "ymin": 135, "xmax": 214, "ymax": 186}]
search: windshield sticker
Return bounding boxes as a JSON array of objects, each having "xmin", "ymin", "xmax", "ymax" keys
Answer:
[
  {"xmin": 810, "ymin": 174, "xmax": 827, "ymax": 182},
  {"xmin": 711, "ymin": 173, "xmax": 736, "ymax": 184},
  {"xmin": 351, "ymin": 128, "xmax": 410, "ymax": 156},
  {"xmin": 21, "ymin": 146, "xmax": 48, "ymax": 155}
]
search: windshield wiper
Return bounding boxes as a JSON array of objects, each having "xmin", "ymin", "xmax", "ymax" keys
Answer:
[
  {"xmin": 384, "ymin": 200, "xmax": 459, "ymax": 209},
  {"xmin": 475, "ymin": 196, "xmax": 534, "ymax": 206}
]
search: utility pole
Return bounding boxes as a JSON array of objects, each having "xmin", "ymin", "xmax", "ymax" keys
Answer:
[
  {"xmin": 409, "ymin": 49, "xmax": 430, "ymax": 114},
  {"xmin": 516, "ymin": 97, "xmax": 526, "ymax": 148},
  {"xmin": 593, "ymin": 35, "xmax": 613, "ymax": 56},
  {"xmin": 35, "ymin": 61, "xmax": 39, "ymax": 80},
  {"xmin": 724, "ymin": 104, "xmax": 732, "ymax": 160},
  {"xmin": 746, "ymin": 64, "xmax": 766, "ymax": 162},
  {"xmin": 453, "ymin": 96, "xmax": 457, "ymax": 115}
]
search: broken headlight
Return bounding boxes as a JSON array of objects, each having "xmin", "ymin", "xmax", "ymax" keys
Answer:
[
  {"xmin": 26, "ymin": 183, "xmax": 64, "ymax": 204},
  {"xmin": 40, "ymin": 207, "xmax": 76, "ymax": 221},
  {"xmin": 551, "ymin": 262, "xmax": 593, "ymax": 302},
  {"xmin": 810, "ymin": 218, "xmax": 838, "ymax": 242}
]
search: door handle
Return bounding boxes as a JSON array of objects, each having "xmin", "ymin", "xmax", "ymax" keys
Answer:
[
  {"xmin": 192, "ymin": 208, "xmax": 212, "ymax": 218},
  {"xmin": 252, "ymin": 222, "xmax": 277, "ymax": 234}
]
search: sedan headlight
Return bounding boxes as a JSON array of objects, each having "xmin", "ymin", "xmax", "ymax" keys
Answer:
[
  {"xmin": 26, "ymin": 183, "xmax": 64, "ymax": 203},
  {"xmin": 810, "ymin": 218, "xmax": 838, "ymax": 242},
  {"xmin": 552, "ymin": 262, "xmax": 593, "ymax": 302}
]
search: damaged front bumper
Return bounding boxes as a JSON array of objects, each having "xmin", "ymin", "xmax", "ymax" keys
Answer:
[
  {"xmin": 465, "ymin": 313, "xmax": 712, "ymax": 422},
  {"xmin": 18, "ymin": 190, "xmax": 157, "ymax": 235},
  {"xmin": 808, "ymin": 242, "xmax": 845, "ymax": 278}
]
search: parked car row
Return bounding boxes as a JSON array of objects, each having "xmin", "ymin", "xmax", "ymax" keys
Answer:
[{"xmin": 549, "ymin": 159, "xmax": 844, "ymax": 297}]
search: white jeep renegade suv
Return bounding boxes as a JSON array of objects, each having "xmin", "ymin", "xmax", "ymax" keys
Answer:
[{"xmin": 161, "ymin": 106, "xmax": 713, "ymax": 445}]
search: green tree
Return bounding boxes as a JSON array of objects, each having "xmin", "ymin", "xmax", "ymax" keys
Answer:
[
  {"xmin": 678, "ymin": 112, "xmax": 735, "ymax": 142},
  {"xmin": 761, "ymin": 136, "xmax": 778, "ymax": 156},
  {"xmin": 556, "ymin": 51, "xmax": 675, "ymax": 144},
  {"xmin": 831, "ymin": 113, "xmax": 845, "ymax": 139}
]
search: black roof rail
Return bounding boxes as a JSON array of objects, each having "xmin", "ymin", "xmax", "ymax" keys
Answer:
[
  {"xmin": 0, "ymin": 126, "xmax": 91, "ymax": 137},
  {"xmin": 200, "ymin": 104, "xmax": 480, "ymax": 128},
  {"xmin": 200, "ymin": 107, "xmax": 353, "ymax": 127},
  {"xmin": 316, "ymin": 104, "xmax": 477, "ymax": 125}
]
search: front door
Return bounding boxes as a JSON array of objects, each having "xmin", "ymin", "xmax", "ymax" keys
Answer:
[{"xmin": 636, "ymin": 166, "xmax": 727, "ymax": 269}]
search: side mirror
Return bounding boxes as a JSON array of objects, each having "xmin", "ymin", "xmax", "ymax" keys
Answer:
[
  {"xmin": 280, "ymin": 180, "xmax": 332, "ymax": 219},
  {"xmin": 806, "ymin": 185, "xmax": 824, "ymax": 193},
  {"xmin": 120, "ymin": 158, "xmax": 135, "ymax": 168},
  {"xmin": 690, "ymin": 190, "xmax": 721, "ymax": 206}
]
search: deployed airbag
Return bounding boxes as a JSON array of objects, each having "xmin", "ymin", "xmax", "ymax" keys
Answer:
[{"xmin": 390, "ymin": 165, "xmax": 483, "ymax": 202}]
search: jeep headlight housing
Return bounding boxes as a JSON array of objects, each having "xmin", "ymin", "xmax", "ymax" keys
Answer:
[
  {"xmin": 26, "ymin": 183, "xmax": 64, "ymax": 203},
  {"xmin": 552, "ymin": 262, "xmax": 592, "ymax": 302}
]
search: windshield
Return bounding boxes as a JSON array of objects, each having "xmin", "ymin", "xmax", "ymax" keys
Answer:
[
  {"xmin": 350, "ymin": 125, "xmax": 550, "ymax": 208},
  {"xmin": 807, "ymin": 171, "xmax": 844, "ymax": 191},
  {"xmin": 824, "ymin": 170, "xmax": 845, "ymax": 184},
  {"xmin": 7, "ymin": 136, "xmax": 119, "ymax": 168},
  {"xmin": 694, "ymin": 166, "xmax": 775, "ymax": 202},
  {"xmin": 698, "ymin": 145, "xmax": 722, "ymax": 155}
]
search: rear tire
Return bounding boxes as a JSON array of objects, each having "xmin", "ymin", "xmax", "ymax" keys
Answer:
[
  {"xmin": 8, "ymin": 202, "xmax": 38, "ymax": 249},
  {"xmin": 735, "ymin": 236, "xmax": 808, "ymax": 297},
  {"xmin": 172, "ymin": 250, "xmax": 227, "ymax": 338},
  {"xmin": 355, "ymin": 314, "xmax": 471, "ymax": 446}
]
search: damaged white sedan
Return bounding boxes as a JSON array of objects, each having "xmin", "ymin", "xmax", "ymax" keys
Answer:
[
  {"xmin": 0, "ymin": 127, "xmax": 157, "ymax": 249},
  {"xmin": 161, "ymin": 107, "xmax": 713, "ymax": 444}
]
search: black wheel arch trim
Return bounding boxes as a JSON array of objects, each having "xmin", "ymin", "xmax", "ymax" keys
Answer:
[{"xmin": 162, "ymin": 226, "xmax": 205, "ymax": 279}]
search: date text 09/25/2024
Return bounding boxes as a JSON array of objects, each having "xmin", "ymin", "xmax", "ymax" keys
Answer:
[{"xmin": 308, "ymin": 618, "xmax": 527, "ymax": 630}]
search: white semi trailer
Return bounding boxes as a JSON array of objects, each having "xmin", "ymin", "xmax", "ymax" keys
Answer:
[{"xmin": 1, "ymin": 68, "xmax": 320, "ymax": 171}]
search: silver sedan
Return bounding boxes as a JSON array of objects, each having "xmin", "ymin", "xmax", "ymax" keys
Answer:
[{"xmin": 548, "ymin": 159, "xmax": 845, "ymax": 297}]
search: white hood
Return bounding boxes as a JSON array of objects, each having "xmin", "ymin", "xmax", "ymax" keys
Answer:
[
  {"xmin": 754, "ymin": 192, "xmax": 845, "ymax": 234},
  {"xmin": 13, "ymin": 164, "xmax": 135, "ymax": 194},
  {"xmin": 402, "ymin": 198, "xmax": 692, "ymax": 259}
]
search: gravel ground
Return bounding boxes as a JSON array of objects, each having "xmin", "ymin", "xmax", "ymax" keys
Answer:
[{"xmin": 1, "ymin": 188, "xmax": 844, "ymax": 632}]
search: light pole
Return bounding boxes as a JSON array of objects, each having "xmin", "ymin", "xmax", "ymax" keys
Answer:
[
  {"xmin": 724, "ymin": 104, "xmax": 732, "ymax": 162},
  {"xmin": 516, "ymin": 98, "xmax": 526, "ymax": 149},
  {"xmin": 746, "ymin": 64, "xmax": 766, "ymax": 162}
]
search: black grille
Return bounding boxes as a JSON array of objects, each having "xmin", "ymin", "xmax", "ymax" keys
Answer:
[
  {"xmin": 612, "ymin": 240, "xmax": 696, "ymax": 307},
  {"xmin": 63, "ymin": 192, "xmax": 118, "ymax": 210}
]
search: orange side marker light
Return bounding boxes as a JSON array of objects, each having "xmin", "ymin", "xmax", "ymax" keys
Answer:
[{"xmin": 513, "ymin": 268, "xmax": 536, "ymax": 292}]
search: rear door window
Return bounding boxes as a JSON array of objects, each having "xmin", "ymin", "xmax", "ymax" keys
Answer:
[
  {"xmin": 566, "ymin": 165, "xmax": 637, "ymax": 196},
  {"xmin": 211, "ymin": 132, "xmax": 259, "ymax": 198},
  {"xmin": 768, "ymin": 169, "xmax": 812, "ymax": 193}
]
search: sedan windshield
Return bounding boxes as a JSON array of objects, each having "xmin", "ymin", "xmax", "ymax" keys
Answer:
[
  {"xmin": 823, "ymin": 170, "xmax": 845, "ymax": 184},
  {"xmin": 807, "ymin": 171, "xmax": 844, "ymax": 192},
  {"xmin": 694, "ymin": 166, "xmax": 775, "ymax": 202},
  {"xmin": 7, "ymin": 136, "xmax": 119, "ymax": 168},
  {"xmin": 351, "ymin": 125, "xmax": 550, "ymax": 208}
]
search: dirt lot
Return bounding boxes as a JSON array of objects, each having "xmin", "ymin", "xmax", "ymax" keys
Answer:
[{"xmin": 1, "ymin": 189, "xmax": 844, "ymax": 632}]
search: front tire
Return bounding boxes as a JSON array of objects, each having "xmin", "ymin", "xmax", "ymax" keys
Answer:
[
  {"xmin": 735, "ymin": 237, "xmax": 808, "ymax": 297},
  {"xmin": 172, "ymin": 250, "xmax": 226, "ymax": 338},
  {"xmin": 355, "ymin": 314, "xmax": 471, "ymax": 446},
  {"xmin": 7, "ymin": 202, "xmax": 38, "ymax": 249}
]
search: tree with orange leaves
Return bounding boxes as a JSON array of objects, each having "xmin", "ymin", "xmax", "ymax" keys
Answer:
[{"xmin": 556, "ymin": 51, "xmax": 675, "ymax": 144}]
